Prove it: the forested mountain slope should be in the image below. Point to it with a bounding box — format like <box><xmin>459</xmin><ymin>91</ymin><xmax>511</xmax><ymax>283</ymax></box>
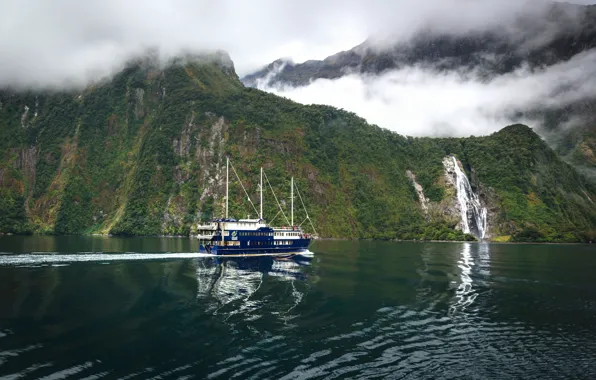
<box><xmin>1</xmin><ymin>52</ymin><xmax>595</xmax><ymax>242</ymax></box>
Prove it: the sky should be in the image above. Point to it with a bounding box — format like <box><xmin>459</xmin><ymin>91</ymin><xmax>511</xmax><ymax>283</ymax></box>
<box><xmin>1</xmin><ymin>0</ymin><xmax>595</xmax><ymax>136</ymax></box>
<box><xmin>1</xmin><ymin>0</ymin><xmax>594</xmax><ymax>84</ymax></box>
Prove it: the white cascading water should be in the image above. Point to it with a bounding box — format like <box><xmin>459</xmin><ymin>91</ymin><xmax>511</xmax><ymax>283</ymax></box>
<box><xmin>451</xmin><ymin>156</ymin><xmax>488</xmax><ymax>240</ymax></box>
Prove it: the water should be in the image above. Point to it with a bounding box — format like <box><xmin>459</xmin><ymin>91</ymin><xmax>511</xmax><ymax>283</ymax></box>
<box><xmin>1</xmin><ymin>236</ymin><xmax>596</xmax><ymax>379</ymax></box>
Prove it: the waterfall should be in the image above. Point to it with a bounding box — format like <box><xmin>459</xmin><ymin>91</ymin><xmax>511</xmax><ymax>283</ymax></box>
<box><xmin>451</xmin><ymin>156</ymin><xmax>488</xmax><ymax>240</ymax></box>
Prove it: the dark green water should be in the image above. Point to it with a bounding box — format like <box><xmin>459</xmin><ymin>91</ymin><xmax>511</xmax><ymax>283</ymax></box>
<box><xmin>1</xmin><ymin>236</ymin><xmax>595</xmax><ymax>379</ymax></box>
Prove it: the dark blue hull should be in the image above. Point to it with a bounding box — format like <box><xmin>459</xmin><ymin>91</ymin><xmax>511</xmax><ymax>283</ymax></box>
<box><xmin>200</xmin><ymin>240</ymin><xmax>311</xmax><ymax>256</ymax></box>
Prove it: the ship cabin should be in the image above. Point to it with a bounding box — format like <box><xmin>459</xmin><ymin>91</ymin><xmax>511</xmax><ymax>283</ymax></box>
<box><xmin>196</xmin><ymin>222</ymin><xmax>217</xmax><ymax>241</ymax></box>
<box><xmin>205</xmin><ymin>218</ymin><xmax>310</xmax><ymax>252</ymax></box>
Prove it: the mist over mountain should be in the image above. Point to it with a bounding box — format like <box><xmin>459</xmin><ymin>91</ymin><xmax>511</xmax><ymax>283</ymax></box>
<box><xmin>244</xmin><ymin>3</ymin><xmax>596</xmax><ymax>87</ymax></box>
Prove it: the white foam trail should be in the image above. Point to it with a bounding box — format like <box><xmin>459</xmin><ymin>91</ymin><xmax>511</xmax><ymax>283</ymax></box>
<box><xmin>0</xmin><ymin>252</ymin><xmax>214</xmax><ymax>266</ymax></box>
<box><xmin>0</xmin><ymin>251</ymin><xmax>315</xmax><ymax>266</ymax></box>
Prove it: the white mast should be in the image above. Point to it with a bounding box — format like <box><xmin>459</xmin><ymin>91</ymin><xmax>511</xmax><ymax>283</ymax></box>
<box><xmin>260</xmin><ymin>167</ymin><xmax>263</xmax><ymax>220</ymax></box>
<box><xmin>291</xmin><ymin>177</ymin><xmax>294</xmax><ymax>226</ymax></box>
<box><xmin>225</xmin><ymin>156</ymin><xmax>229</xmax><ymax>219</ymax></box>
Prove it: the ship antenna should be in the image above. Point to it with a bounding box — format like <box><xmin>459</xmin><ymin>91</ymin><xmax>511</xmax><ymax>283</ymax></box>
<box><xmin>260</xmin><ymin>167</ymin><xmax>263</xmax><ymax>220</ymax></box>
<box><xmin>291</xmin><ymin>177</ymin><xmax>294</xmax><ymax>226</ymax></box>
<box><xmin>294</xmin><ymin>181</ymin><xmax>318</xmax><ymax>236</ymax></box>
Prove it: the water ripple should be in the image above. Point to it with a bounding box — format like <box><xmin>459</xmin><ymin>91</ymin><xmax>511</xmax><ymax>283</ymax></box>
<box><xmin>1</xmin><ymin>241</ymin><xmax>596</xmax><ymax>379</ymax></box>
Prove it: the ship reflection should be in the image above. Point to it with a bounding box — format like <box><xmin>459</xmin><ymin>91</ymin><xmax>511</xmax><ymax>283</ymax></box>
<box><xmin>215</xmin><ymin>255</ymin><xmax>311</xmax><ymax>281</ymax></box>
<box><xmin>194</xmin><ymin>255</ymin><xmax>313</xmax><ymax>319</ymax></box>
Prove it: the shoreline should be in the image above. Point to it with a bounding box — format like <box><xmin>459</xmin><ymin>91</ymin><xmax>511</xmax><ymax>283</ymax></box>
<box><xmin>0</xmin><ymin>233</ymin><xmax>592</xmax><ymax>245</ymax></box>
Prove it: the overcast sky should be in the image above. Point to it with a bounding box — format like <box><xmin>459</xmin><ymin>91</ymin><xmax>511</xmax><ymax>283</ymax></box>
<box><xmin>1</xmin><ymin>0</ymin><xmax>595</xmax><ymax>88</ymax></box>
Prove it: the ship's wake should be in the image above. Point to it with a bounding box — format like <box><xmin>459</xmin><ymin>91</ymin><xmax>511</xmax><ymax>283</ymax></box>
<box><xmin>0</xmin><ymin>250</ymin><xmax>315</xmax><ymax>267</ymax></box>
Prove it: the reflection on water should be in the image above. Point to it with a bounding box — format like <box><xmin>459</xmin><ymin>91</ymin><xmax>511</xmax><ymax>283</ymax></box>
<box><xmin>450</xmin><ymin>243</ymin><xmax>476</xmax><ymax>314</ymax></box>
<box><xmin>449</xmin><ymin>243</ymin><xmax>492</xmax><ymax>315</ymax></box>
<box><xmin>196</xmin><ymin>256</ymin><xmax>312</xmax><ymax>323</ymax></box>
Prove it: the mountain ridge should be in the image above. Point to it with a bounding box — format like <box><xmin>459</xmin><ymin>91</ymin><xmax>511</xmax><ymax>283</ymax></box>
<box><xmin>242</xmin><ymin>3</ymin><xmax>596</xmax><ymax>87</ymax></box>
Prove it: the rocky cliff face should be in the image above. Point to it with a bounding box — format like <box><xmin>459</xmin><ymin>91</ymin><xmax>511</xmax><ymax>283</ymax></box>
<box><xmin>407</xmin><ymin>156</ymin><xmax>492</xmax><ymax>240</ymax></box>
<box><xmin>1</xmin><ymin>54</ymin><xmax>595</xmax><ymax>242</ymax></box>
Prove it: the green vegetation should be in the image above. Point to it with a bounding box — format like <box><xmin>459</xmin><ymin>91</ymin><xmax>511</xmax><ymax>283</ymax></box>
<box><xmin>1</xmin><ymin>53</ymin><xmax>595</xmax><ymax>242</ymax></box>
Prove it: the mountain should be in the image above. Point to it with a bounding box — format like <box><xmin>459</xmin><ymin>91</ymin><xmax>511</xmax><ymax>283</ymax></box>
<box><xmin>243</xmin><ymin>3</ymin><xmax>596</xmax><ymax>87</ymax></box>
<box><xmin>1</xmin><ymin>52</ymin><xmax>595</xmax><ymax>242</ymax></box>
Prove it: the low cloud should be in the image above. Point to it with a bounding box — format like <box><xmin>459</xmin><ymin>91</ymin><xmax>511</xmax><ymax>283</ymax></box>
<box><xmin>258</xmin><ymin>49</ymin><xmax>596</xmax><ymax>137</ymax></box>
<box><xmin>1</xmin><ymin>0</ymin><xmax>594</xmax><ymax>89</ymax></box>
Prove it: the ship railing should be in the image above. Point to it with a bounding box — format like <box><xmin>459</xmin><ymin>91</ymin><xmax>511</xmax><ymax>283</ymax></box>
<box><xmin>273</xmin><ymin>226</ymin><xmax>301</xmax><ymax>231</ymax></box>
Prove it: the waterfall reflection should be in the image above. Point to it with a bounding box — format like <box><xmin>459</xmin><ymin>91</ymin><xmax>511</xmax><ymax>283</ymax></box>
<box><xmin>194</xmin><ymin>255</ymin><xmax>312</xmax><ymax>321</ymax></box>
<box><xmin>449</xmin><ymin>243</ymin><xmax>490</xmax><ymax>315</ymax></box>
<box><xmin>477</xmin><ymin>242</ymin><xmax>491</xmax><ymax>280</ymax></box>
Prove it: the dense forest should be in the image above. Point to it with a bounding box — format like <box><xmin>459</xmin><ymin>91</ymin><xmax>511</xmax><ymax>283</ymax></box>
<box><xmin>1</xmin><ymin>53</ymin><xmax>595</xmax><ymax>242</ymax></box>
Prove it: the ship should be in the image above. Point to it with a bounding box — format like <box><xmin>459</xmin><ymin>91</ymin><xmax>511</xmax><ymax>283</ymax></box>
<box><xmin>197</xmin><ymin>157</ymin><xmax>316</xmax><ymax>256</ymax></box>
